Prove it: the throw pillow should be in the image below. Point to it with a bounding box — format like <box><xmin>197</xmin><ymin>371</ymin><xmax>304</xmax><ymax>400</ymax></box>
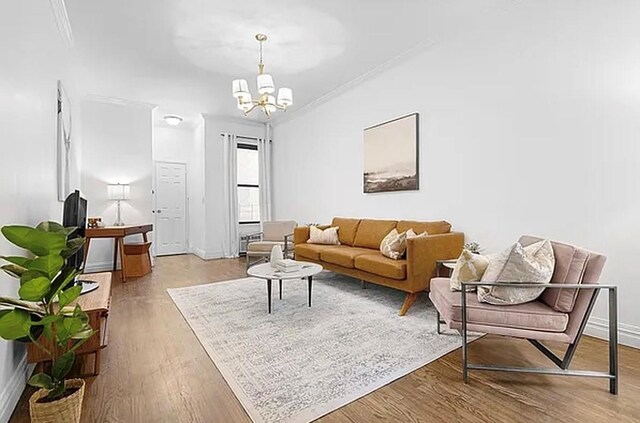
<box><xmin>307</xmin><ymin>226</ymin><xmax>340</xmax><ymax>245</ymax></box>
<box><xmin>478</xmin><ymin>240</ymin><xmax>555</xmax><ymax>305</ymax></box>
<box><xmin>450</xmin><ymin>249</ymin><xmax>490</xmax><ymax>291</ymax></box>
<box><xmin>406</xmin><ymin>229</ymin><xmax>428</xmax><ymax>239</ymax></box>
<box><xmin>380</xmin><ymin>229</ymin><xmax>407</xmax><ymax>260</ymax></box>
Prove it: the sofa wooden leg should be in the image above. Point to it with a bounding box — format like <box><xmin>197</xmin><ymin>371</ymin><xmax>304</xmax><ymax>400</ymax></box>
<box><xmin>399</xmin><ymin>292</ymin><xmax>419</xmax><ymax>316</ymax></box>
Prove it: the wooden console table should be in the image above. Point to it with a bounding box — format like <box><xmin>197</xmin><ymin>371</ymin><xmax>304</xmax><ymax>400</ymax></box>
<box><xmin>27</xmin><ymin>272</ymin><xmax>112</xmax><ymax>376</ymax></box>
<box><xmin>84</xmin><ymin>224</ymin><xmax>153</xmax><ymax>282</ymax></box>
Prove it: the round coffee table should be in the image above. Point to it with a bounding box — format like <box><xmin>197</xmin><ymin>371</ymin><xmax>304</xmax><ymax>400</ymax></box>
<box><xmin>247</xmin><ymin>262</ymin><xmax>323</xmax><ymax>313</ymax></box>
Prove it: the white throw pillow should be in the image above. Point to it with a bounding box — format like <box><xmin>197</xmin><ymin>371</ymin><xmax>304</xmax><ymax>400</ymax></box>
<box><xmin>477</xmin><ymin>240</ymin><xmax>555</xmax><ymax>305</ymax></box>
<box><xmin>450</xmin><ymin>249</ymin><xmax>490</xmax><ymax>292</ymax></box>
<box><xmin>307</xmin><ymin>226</ymin><xmax>340</xmax><ymax>245</ymax></box>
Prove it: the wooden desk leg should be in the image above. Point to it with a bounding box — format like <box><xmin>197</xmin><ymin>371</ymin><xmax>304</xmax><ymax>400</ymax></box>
<box><xmin>94</xmin><ymin>350</ymin><xmax>101</xmax><ymax>376</ymax></box>
<box><xmin>113</xmin><ymin>239</ymin><xmax>119</xmax><ymax>272</ymax></box>
<box><xmin>142</xmin><ymin>232</ymin><xmax>152</xmax><ymax>270</ymax></box>
<box><xmin>118</xmin><ymin>237</ymin><xmax>127</xmax><ymax>282</ymax></box>
<box><xmin>83</xmin><ymin>238</ymin><xmax>91</xmax><ymax>272</ymax></box>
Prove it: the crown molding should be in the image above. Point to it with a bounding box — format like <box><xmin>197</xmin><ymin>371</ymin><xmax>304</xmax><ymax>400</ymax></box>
<box><xmin>49</xmin><ymin>0</ymin><xmax>74</xmax><ymax>48</ymax></box>
<box><xmin>85</xmin><ymin>94</ymin><xmax>158</xmax><ymax>110</ymax></box>
<box><xmin>272</xmin><ymin>40</ymin><xmax>437</xmax><ymax>126</ymax></box>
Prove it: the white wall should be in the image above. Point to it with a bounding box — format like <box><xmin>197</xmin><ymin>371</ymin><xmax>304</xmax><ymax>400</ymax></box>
<box><xmin>273</xmin><ymin>2</ymin><xmax>640</xmax><ymax>347</ymax></box>
<box><xmin>0</xmin><ymin>2</ymin><xmax>80</xmax><ymax>420</ymax></box>
<box><xmin>81</xmin><ymin>99</ymin><xmax>154</xmax><ymax>270</ymax></box>
<box><xmin>152</xmin><ymin>118</ymin><xmax>207</xmax><ymax>257</ymax></box>
<box><xmin>202</xmin><ymin>115</ymin><xmax>265</xmax><ymax>258</ymax></box>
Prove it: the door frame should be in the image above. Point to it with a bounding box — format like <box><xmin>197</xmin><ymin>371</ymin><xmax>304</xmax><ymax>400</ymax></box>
<box><xmin>153</xmin><ymin>160</ymin><xmax>189</xmax><ymax>257</ymax></box>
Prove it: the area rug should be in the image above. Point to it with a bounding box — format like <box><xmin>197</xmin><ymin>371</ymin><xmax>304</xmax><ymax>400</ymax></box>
<box><xmin>168</xmin><ymin>272</ymin><xmax>473</xmax><ymax>423</ymax></box>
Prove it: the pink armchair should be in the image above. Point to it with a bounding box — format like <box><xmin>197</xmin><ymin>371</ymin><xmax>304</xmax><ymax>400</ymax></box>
<box><xmin>429</xmin><ymin>236</ymin><xmax>618</xmax><ymax>394</ymax></box>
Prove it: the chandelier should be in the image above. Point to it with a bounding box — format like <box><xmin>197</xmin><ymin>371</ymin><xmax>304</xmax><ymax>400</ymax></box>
<box><xmin>232</xmin><ymin>34</ymin><xmax>293</xmax><ymax>117</ymax></box>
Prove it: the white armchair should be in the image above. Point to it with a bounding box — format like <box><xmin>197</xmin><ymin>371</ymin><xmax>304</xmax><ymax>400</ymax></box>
<box><xmin>244</xmin><ymin>221</ymin><xmax>297</xmax><ymax>269</ymax></box>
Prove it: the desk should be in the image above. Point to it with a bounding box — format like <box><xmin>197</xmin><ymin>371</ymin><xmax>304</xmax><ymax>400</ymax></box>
<box><xmin>28</xmin><ymin>272</ymin><xmax>111</xmax><ymax>376</ymax></box>
<box><xmin>84</xmin><ymin>224</ymin><xmax>153</xmax><ymax>282</ymax></box>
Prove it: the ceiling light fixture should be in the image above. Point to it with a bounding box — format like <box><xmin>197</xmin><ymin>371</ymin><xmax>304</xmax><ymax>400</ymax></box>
<box><xmin>232</xmin><ymin>34</ymin><xmax>293</xmax><ymax>118</ymax></box>
<box><xmin>164</xmin><ymin>115</ymin><xmax>183</xmax><ymax>126</ymax></box>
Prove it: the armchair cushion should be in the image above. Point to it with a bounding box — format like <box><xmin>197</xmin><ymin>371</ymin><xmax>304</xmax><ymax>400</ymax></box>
<box><xmin>519</xmin><ymin>235</ymin><xmax>590</xmax><ymax>313</ymax></box>
<box><xmin>262</xmin><ymin>221</ymin><xmax>297</xmax><ymax>242</ymax></box>
<box><xmin>247</xmin><ymin>241</ymin><xmax>288</xmax><ymax>253</ymax></box>
<box><xmin>430</xmin><ymin>278</ymin><xmax>568</xmax><ymax>333</ymax></box>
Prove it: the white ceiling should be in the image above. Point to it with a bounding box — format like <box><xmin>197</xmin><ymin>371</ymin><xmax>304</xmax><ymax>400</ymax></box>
<box><xmin>67</xmin><ymin>0</ymin><xmax>503</xmax><ymax>124</ymax></box>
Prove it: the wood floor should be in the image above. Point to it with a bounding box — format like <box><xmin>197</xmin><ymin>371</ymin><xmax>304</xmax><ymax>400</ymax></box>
<box><xmin>10</xmin><ymin>255</ymin><xmax>640</xmax><ymax>422</ymax></box>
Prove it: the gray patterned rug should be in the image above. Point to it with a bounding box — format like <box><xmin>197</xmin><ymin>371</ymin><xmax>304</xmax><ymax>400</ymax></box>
<box><xmin>168</xmin><ymin>272</ymin><xmax>471</xmax><ymax>423</ymax></box>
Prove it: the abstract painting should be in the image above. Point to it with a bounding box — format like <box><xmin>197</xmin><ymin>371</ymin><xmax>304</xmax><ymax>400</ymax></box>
<box><xmin>363</xmin><ymin>113</ymin><xmax>419</xmax><ymax>193</ymax></box>
<box><xmin>57</xmin><ymin>80</ymin><xmax>73</xmax><ymax>201</ymax></box>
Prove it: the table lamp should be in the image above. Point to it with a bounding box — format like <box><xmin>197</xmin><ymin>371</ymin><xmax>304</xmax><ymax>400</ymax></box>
<box><xmin>107</xmin><ymin>183</ymin><xmax>130</xmax><ymax>226</ymax></box>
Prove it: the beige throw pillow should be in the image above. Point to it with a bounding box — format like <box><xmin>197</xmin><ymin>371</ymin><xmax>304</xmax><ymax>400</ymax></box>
<box><xmin>307</xmin><ymin>226</ymin><xmax>340</xmax><ymax>245</ymax></box>
<box><xmin>478</xmin><ymin>240</ymin><xmax>555</xmax><ymax>305</ymax></box>
<box><xmin>450</xmin><ymin>249</ymin><xmax>490</xmax><ymax>291</ymax></box>
<box><xmin>406</xmin><ymin>229</ymin><xmax>428</xmax><ymax>239</ymax></box>
<box><xmin>380</xmin><ymin>229</ymin><xmax>407</xmax><ymax>260</ymax></box>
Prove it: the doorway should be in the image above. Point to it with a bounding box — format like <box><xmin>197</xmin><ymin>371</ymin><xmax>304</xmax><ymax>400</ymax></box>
<box><xmin>155</xmin><ymin>161</ymin><xmax>187</xmax><ymax>256</ymax></box>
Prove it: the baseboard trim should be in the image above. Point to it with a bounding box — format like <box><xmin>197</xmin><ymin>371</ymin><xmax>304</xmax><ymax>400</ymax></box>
<box><xmin>586</xmin><ymin>317</ymin><xmax>640</xmax><ymax>349</ymax></box>
<box><xmin>189</xmin><ymin>248</ymin><xmax>207</xmax><ymax>260</ymax></box>
<box><xmin>0</xmin><ymin>353</ymin><xmax>32</xmax><ymax>423</ymax></box>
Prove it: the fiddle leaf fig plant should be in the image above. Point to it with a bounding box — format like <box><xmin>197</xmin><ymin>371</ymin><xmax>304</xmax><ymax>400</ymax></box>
<box><xmin>0</xmin><ymin>221</ymin><xmax>95</xmax><ymax>400</ymax></box>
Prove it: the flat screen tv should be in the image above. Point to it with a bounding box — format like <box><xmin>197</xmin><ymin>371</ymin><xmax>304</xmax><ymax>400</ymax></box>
<box><xmin>63</xmin><ymin>190</ymin><xmax>87</xmax><ymax>270</ymax></box>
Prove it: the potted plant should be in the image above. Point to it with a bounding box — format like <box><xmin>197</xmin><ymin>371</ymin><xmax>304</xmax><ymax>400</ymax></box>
<box><xmin>464</xmin><ymin>242</ymin><xmax>484</xmax><ymax>255</ymax></box>
<box><xmin>0</xmin><ymin>221</ymin><xmax>94</xmax><ymax>423</ymax></box>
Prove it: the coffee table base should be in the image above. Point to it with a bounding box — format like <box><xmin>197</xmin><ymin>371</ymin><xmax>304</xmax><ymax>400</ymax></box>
<box><xmin>266</xmin><ymin>276</ymin><xmax>313</xmax><ymax>313</ymax></box>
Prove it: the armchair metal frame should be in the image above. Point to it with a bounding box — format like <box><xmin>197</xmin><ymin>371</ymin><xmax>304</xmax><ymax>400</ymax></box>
<box><xmin>450</xmin><ymin>282</ymin><xmax>618</xmax><ymax>395</ymax></box>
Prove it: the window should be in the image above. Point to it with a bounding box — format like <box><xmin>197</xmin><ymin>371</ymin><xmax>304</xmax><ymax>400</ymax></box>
<box><xmin>237</xmin><ymin>143</ymin><xmax>260</xmax><ymax>224</ymax></box>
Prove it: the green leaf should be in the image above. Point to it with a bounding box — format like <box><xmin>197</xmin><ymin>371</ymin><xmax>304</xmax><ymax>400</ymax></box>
<box><xmin>46</xmin><ymin>268</ymin><xmax>78</xmax><ymax>303</ymax></box>
<box><xmin>29</xmin><ymin>254</ymin><xmax>64</xmax><ymax>279</ymax></box>
<box><xmin>55</xmin><ymin>317</ymin><xmax>83</xmax><ymax>343</ymax></box>
<box><xmin>18</xmin><ymin>277</ymin><xmax>51</xmax><ymax>301</ymax></box>
<box><xmin>46</xmin><ymin>384</ymin><xmax>65</xmax><ymax>400</ymax></box>
<box><xmin>20</xmin><ymin>270</ymin><xmax>45</xmax><ymax>285</ymax></box>
<box><xmin>0</xmin><ymin>309</ymin><xmax>31</xmax><ymax>340</ymax></box>
<box><xmin>58</xmin><ymin>285</ymin><xmax>82</xmax><ymax>309</ymax></box>
<box><xmin>72</xmin><ymin>304</ymin><xmax>89</xmax><ymax>324</ymax></box>
<box><xmin>1</xmin><ymin>256</ymin><xmax>34</xmax><ymax>268</ymax></box>
<box><xmin>61</xmin><ymin>237</ymin><xmax>85</xmax><ymax>259</ymax></box>
<box><xmin>51</xmin><ymin>351</ymin><xmax>75</xmax><ymax>381</ymax></box>
<box><xmin>36</xmin><ymin>221</ymin><xmax>68</xmax><ymax>233</ymax></box>
<box><xmin>28</xmin><ymin>373</ymin><xmax>54</xmax><ymax>389</ymax></box>
<box><xmin>1</xmin><ymin>225</ymin><xmax>67</xmax><ymax>256</ymax></box>
<box><xmin>1</xmin><ymin>264</ymin><xmax>27</xmax><ymax>278</ymax></box>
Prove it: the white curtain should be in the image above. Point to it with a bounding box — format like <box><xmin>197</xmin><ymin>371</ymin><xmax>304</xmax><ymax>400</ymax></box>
<box><xmin>222</xmin><ymin>133</ymin><xmax>239</xmax><ymax>257</ymax></box>
<box><xmin>257</xmin><ymin>136</ymin><xmax>272</xmax><ymax>223</ymax></box>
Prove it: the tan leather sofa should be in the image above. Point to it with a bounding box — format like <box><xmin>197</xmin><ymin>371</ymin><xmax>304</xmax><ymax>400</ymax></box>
<box><xmin>294</xmin><ymin>217</ymin><xmax>464</xmax><ymax>315</ymax></box>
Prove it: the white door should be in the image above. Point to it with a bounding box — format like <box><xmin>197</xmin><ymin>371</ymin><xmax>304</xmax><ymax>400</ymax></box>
<box><xmin>155</xmin><ymin>162</ymin><xmax>187</xmax><ymax>256</ymax></box>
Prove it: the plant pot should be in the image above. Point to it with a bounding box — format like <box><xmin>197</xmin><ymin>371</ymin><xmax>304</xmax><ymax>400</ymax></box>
<box><xmin>29</xmin><ymin>378</ymin><xmax>85</xmax><ymax>423</ymax></box>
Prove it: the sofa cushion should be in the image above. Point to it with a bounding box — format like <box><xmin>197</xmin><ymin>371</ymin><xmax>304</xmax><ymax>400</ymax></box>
<box><xmin>295</xmin><ymin>243</ymin><xmax>338</xmax><ymax>261</ymax></box>
<box><xmin>353</xmin><ymin>219</ymin><xmax>397</xmax><ymax>249</ymax></box>
<box><xmin>320</xmin><ymin>247</ymin><xmax>377</xmax><ymax>268</ymax></box>
<box><xmin>430</xmin><ymin>278</ymin><xmax>568</xmax><ymax>332</ymax></box>
<box><xmin>355</xmin><ymin>254</ymin><xmax>406</xmax><ymax>280</ymax></box>
<box><xmin>331</xmin><ymin>218</ymin><xmax>361</xmax><ymax>246</ymax></box>
<box><xmin>519</xmin><ymin>235</ymin><xmax>589</xmax><ymax>313</ymax></box>
<box><xmin>397</xmin><ymin>220</ymin><xmax>451</xmax><ymax>235</ymax></box>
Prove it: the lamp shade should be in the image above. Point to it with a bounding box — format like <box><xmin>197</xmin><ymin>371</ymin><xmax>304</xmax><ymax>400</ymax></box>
<box><xmin>277</xmin><ymin>87</ymin><xmax>293</xmax><ymax>107</ymax></box>
<box><xmin>107</xmin><ymin>184</ymin><xmax>130</xmax><ymax>201</ymax></box>
<box><xmin>257</xmin><ymin>74</ymin><xmax>275</xmax><ymax>94</ymax></box>
<box><xmin>237</xmin><ymin>93</ymin><xmax>253</xmax><ymax>110</ymax></box>
<box><xmin>232</xmin><ymin>79</ymin><xmax>249</xmax><ymax>98</ymax></box>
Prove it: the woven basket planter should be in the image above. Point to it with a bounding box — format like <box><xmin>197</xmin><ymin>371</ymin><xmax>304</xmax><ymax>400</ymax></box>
<box><xmin>29</xmin><ymin>379</ymin><xmax>85</xmax><ymax>423</ymax></box>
